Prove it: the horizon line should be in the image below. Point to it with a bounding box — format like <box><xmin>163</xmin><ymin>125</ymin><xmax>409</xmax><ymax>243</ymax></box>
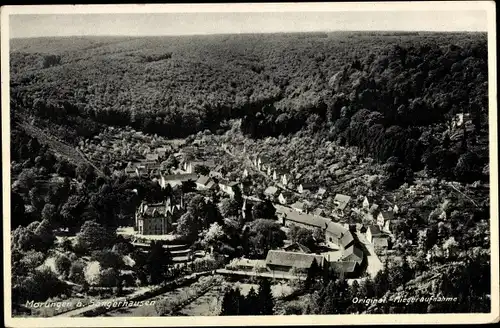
<box><xmin>10</xmin><ymin>29</ymin><xmax>488</xmax><ymax>40</ymax></box>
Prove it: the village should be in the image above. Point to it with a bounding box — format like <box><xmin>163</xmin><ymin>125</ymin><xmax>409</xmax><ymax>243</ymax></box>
<box><xmin>110</xmin><ymin>127</ymin><xmax>398</xmax><ymax>282</ymax></box>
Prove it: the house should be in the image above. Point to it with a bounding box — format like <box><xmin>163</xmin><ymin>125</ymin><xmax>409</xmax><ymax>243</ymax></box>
<box><xmin>272</xmin><ymin>170</ymin><xmax>280</xmax><ymax>181</ymax></box>
<box><xmin>135</xmin><ymin>166</ymin><xmax>148</xmax><ymax>178</ymax></box>
<box><xmin>183</xmin><ymin>160</ymin><xmax>217</xmax><ymax>173</ymax></box>
<box><xmin>265</xmin><ymin>250</ymin><xmax>325</xmax><ymax>274</ymax></box>
<box><xmin>196</xmin><ymin>175</ymin><xmax>215</xmax><ymax>190</ymax></box>
<box><xmin>373</xmin><ymin>237</ymin><xmax>389</xmax><ymax>250</ymax></box>
<box><xmin>297</xmin><ymin>182</ymin><xmax>318</xmax><ymax>194</ymax></box>
<box><xmin>291</xmin><ymin>201</ymin><xmax>306</xmax><ymax>213</ymax></box>
<box><xmin>257</xmin><ymin>155</ymin><xmax>269</xmax><ymax>171</ymax></box>
<box><xmin>341</xmin><ymin>245</ymin><xmax>364</xmax><ymax>265</ymax></box>
<box><xmin>218</xmin><ymin>180</ymin><xmax>239</xmax><ymax>197</ymax></box>
<box><xmin>155</xmin><ymin>147</ymin><xmax>168</xmax><ymax>159</ymax></box>
<box><xmin>278</xmin><ymin>192</ymin><xmax>292</xmax><ymax>205</ymax></box>
<box><xmin>362</xmin><ymin>196</ymin><xmax>370</xmax><ymax>209</ymax></box>
<box><xmin>325</xmin><ymin>221</ymin><xmax>351</xmax><ymax>249</ymax></box>
<box><xmin>277</xmin><ymin>205</ymin><xmax>330</xmax><ymax>231</ymax></box>
<box><xmin>135</xmin><ymin>202</ymin><xmax>173</xmax><ymax>235</ymax></box>
<box><xmin>281</xmin><ymin>174</ymin><xmax>291</xmax><ymax>186</ymax></box>
<box><xmin>377</xmin><ymin>211</ymin><xmax>394</xmax><ymax>232</ymax></box>
<box><xmin>266</xmin><ymin>166</ymin><xmax>273</xmax><ymax>176</ymax></box>
<box><xmin>295</xmin><ymin>172</ymin><xmax>303</xmax><ymax>181</ymax></box>
<box><xmin>159</xmin><ymin>173</ymin><xmax>199</xmax><ymax>189</ymax></box>
<box><xmin>332</xmin><ymin>194</ymin><xmax>351</xmax><ymax>217</ymax></box>
<box><xmin>451</xmin><ymin>113</ymin><xmax>471</xmax><ymax>129</ymax></box>
<box><xmin>264</xmin><ymin>186</ymin><xmax>279</xmax><ymax>199</ymax></box>
<box><xmin>283</xmin><ymin>242</ymin><xmax>312</xmax><ymax>253</ymax></box>
<box><xmin>316</xmin><ymin>188</ymin><xmax>327</xmax><ymax>199</ymax></box>
<box><xmin>339</xmin><ymin>231</ymin><xmax>355</xmax><ymax>249</ymax></box>
<box><xmin>365</xmin><ymin>224</ymin><xmax>390</xmax><ymax>250</ymax></box>
<box><xmin>393</xmin><ymin>204</ymin><xmax>400</xmax><ymax>214</ymax></box>
<box><xmin>242</xmin><ymin>168</ymin><xmax>249</xmax><ymax>178</ymax></box>
<box><xmin>146</xmin><ymin>153</ymin><xmax>159</xmax><ymax>162</ymax></box>
<box><xmin>313</xmin><ymin>208</ymin><xmax>327</xmax><ymax>217</ymax></box>
<box><xmin>209</xmin><ymin>170</ymin><xmax>224</xmax><ymax>180</ymax></box>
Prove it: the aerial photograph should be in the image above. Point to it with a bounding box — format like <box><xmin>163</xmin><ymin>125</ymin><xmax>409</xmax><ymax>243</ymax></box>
<box><xmin>5</xmin><ymin>4</ymin><xmax>495</xmax><ymax>320</ymax></box>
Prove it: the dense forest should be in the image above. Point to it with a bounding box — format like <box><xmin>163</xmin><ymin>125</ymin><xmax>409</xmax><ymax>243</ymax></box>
<box><xmin>10</xmin><ymin>32</ymin><xmax>489</xmax><ymax>184</ymax></box>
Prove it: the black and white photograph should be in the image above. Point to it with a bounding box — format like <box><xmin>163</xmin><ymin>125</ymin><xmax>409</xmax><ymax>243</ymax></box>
<box><xmin>2</xmin><ymin>2</ymin><xmax>498</xmax><ymax>326</ymax></box>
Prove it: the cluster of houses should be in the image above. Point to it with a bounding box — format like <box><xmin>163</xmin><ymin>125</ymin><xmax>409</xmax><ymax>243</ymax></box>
<box><xmin>124</xmin><ymin>146</ymin><xmax>171</xmax><ymax>179</ymax></box>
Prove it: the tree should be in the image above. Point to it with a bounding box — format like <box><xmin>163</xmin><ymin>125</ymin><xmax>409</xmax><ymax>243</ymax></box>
<box><xmin>54</xmin><ymin>254</ymin><xmax>72</xmax><ymax>277</ymax></box>
<box><xmin>201</xmin><ymin>222</ymin><xmax>225</xmax><ymax>253</ymax></box>
<box><xmin>289</xmin><ymin>225</ymin><xmax>316</xmax><ymax>250</ymax></box>
<box><xmin>220</xmin><ymin>198</ymin><xmax>241</xmax><ymax>218</ymax></box>
<box><xmin>13</xmin><ymin>267</ymin><xmax>68</xmax><ymax>304</ymax></box>
<box><xmin>258</xmin><ymin>279</ymin><xmax>274</xmax><ymax>315</ymax></box>
<box><xmin>76</xmin><ymin>163</ymin><xmax>96</xmax><ymax>183</ymax></box>
<box><xmin>245</xmin><ymin>287</ymin><xmax>260</xmax><ymax>315</ymax></box>
<box><xmin>11</xmin><ymin>191</ymin><xmax>29</xmax><ymax>229</ymax></box>
<box><xmin>176</xmin><ymin>212</ymin><xmax>202</xmax><ymax>241</ymax></box>
<box><xmin>251</xmin><ymin>199</ymin><xmax>277</xmax><ymax>220</ymax></box>
<box><xmin>34</xmin><ymin>219</ymin><xmax>55</xmax><ymax>251</ymax></box>
<box><xmin>305</xmin><ymin>258</ymin><xmax>321</xmax><ymax>290</ymax></box>
<box><xmin>41</xmin><ymin>203</ymin><xmax>58</xmax><ymax>224</ymax></box>
<box><xmin>220</xmin><ymin>287</ymin><xmax>243</xmax><ymax>315</ymax></box>
<box><xmin>247</xmin><ymin>219</ymin><xmax>286</xmax><ymax>258</ymax></box>
<box><xmin>145</xmin><ymin>241</ymin><xmax>172</xmax><ymax>284</ymax></box>
<box><xmin>75</xmin><ymin>220</ymin><xmax>116</xmax><ymax>254</ymax></box>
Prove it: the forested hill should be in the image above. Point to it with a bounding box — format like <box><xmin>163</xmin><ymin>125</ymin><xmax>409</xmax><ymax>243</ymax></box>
<box><xmin>10</xmin><ymin>32</ymin><xmax>489</xmax><ymax>183</ymax></box>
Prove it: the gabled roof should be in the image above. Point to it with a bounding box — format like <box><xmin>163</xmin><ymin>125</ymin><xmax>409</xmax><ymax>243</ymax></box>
<box><xmin>219</xmin><ymin>179</ymin><xmax>238</xmax><ymax>187</ymax></box>
<box><xmin>326</xmin><ymin>221</ymin><xmax>349</xmax><ymax>239</ymax></box>
<box><xmin>342</xmin><ymin>245</ymin><xmax>364</xmax><ymax>264</ymax></box>
<box><xmin>334</xmin><ymin>194</ymin><xmax>351</xmax><ymax>210</ymax></box>
<box><xmin>313</xmin><ymin>208</ymin><xmax>327</xmax><ymax>217</ymax></box>
<box><xmin>209</xmin><ymin>170</ymin><xmax>223</xmax><ymax>178</ymax></box>
<box><xmin>264</xmin><ymin>186</ymin><xmax>279</xmax><ymax>196</ymax></box>
<box><xmin>329</xmin><ymin>261</ymin><xmax>357</xmax><ymax>273</ymax></box>
<box><xmin>340</xmin><ymin>231</ymin><xmax>354</xmax><ymax>247</ymax></box>
<box><xmin>369</xmin><ymin>203</ymin><xmax>380</xmax><ymax>213</ymax></box>
<box><xmin>291</xmin><ymin>201</ymin><xmax>305</xmax><ymax>211</ymax></box>
<box><xmin>190</xmin><ymin>160</ymin><xmax>217</xmax><ymax>168</ymax></box>
<box><xmin>367</xmin><ymin>225</ymin><xmax>382</xmax><ymax>235</ymax></box>
<box><xmin>316</xmin><ymin>188</ymin><xmax>327</xmax><ymax>196</ymax></box>
<box><xmin>378</xmin><ymin>211</ymin><xmax>394</xmax><ymax>220</ymax></box>
<box><xmin>196</xmin><ymin>175</ymin><xmax>211</xmax><ymax>186</ymax></box>
<box><xmin>277</xmin><ymin>205</ymin><xmax>329</xmax><ymax>229</ymax></box>
<box><xmin>146</xmin><ymin>153</ymin><xmax>159</xmax><ymax>161</ymax></box>
<box><xmin>283</xmin><ymin>242</ymin><xmax>311</xmax><ymax>254</ymax></box>
<box><xmin>265</xmin><ymin>250</ymin><xmax>325</xmax><ymax>269</ymax></box>
<box><xmin>300</xmin><ymin>182</ymin><xmax>318</xmax><ymax>190</ymax></box>
<box><xmin>162</xmin><ymin>173</ymin><xmax>199</xmax><ymax>181</ymax></box>
<box><xmin>373</xmin><ymin>237</ymin><xmax>389</xmax><ymax>248</ymax></box>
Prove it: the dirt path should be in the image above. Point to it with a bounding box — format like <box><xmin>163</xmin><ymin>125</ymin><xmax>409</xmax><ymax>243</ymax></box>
<box><xmin>17</xmin><ymin>121</ymin><xmax>103</xmax><ymax>176</ymax></box>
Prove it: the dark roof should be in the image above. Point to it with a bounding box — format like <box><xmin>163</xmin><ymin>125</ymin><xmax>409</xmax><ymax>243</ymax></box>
<box><xmin>368</xmin><ymin>225</ymin><xmax>382</xmax><ymax>235</ymax></box>
<box><xmin>379</xmin><ymin>211</ymin><xmax>395</xmax><ymax>220</ymax></box>
<box><xmin>342</xmin><ymin>245</ymin><xmax>364</xmax><ymax>264</ymax></box>
<box><xmin>329</xmin><ymin>261</ymin><xmax>357</xmax><ymax>273</ymax></box>
<box><xmin>300</xmin><ymin>182</ymin><xmax>318</xmax><ymax>190</ymax></box>
<box><xmin>191</xmin><ymin>160</ymin><xmax>217</xmax><ymax>168</ymax></box>
<box><xmin>162</xmin><ymin>173</ymin><xmax>199</xmax><ymax>181</ymax></box>
<box><xmin>283</xmin><ymin>243</ymin><xmax>311</xmax><ymax>253</ymax></box>
<box><xmin>266</xmin><ymin>250</ymin><xmax>324</xmax><ymax>269</ymax></box>
<box><xmin>219</xmin><ymin>179</ymin><xmax>238</xmax><ymax>187</ymax></box>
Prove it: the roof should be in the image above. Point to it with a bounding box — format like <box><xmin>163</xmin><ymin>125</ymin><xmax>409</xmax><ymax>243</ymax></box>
<box><xmin>265</xmin><ymin>250</ymin><xmax>325</xmax><ymax>269</ymax></box>
<box><xmin>316</xmin><ymin>188</ymin><xmax>327</xmax><ymax>196</ymax></box>
<box><xmin>295</xmin><ymin>173</ymin><xmax>303</xmax><ymax>180</ymax></box>
<box><xmin>209</xmin><ymin>170</ymin><xmax>223</xmax><ymax>178</ymax></box>
<box><xmin>162</xmin><ymin>173</ymin><xmax>199</xmax><ymax>181</ymax></box>
<box><xmin>206</xmin><ymin>181</ymin><xmax>216</xmax><ymax>189</ymax></box>
<box><xmin>219</xmin><ymin>179</ymin><xmax>238</xmax><ymax>187</ymax></box>
<box><xmin>146</xmin><ymin>153</ymin><xmax>159</xmax><ymax>161</ymax></box>
<box><xmin>190</xmin><ymin>160</ymin><xmax>217</xmax><ymax>168</ymax></box>
<box><xmin>277</xmin><ymin>206</ymin><xmax>329</xmax><ymax>229</ymax></box>
<box><xmin>283</xmin><ymin>243</ymin><xmax>311</xmax><ymax>253</ymax></box>
<box><xmin>291</xmin><ymin>201</ymin><xmax>305</xmax><ymax>211</ymax></box>
<box><xmin>300</xmin><ymin>182</ymin><xmax>318</xmax><ymax>190</ymax></box>
<box><xmin>379</xmin><ymin>211</ymin><xmax>395</xmax><ymax>220</ymax></box>
<box><xmin>264</xmin><ymin>186</ymin><xmax>279</xmax><ymax>196</ymax></box>
<box><xmin>142</xmin><ymin>203</ymin><xmax>167</xmax><ymax>216</ymax></box>
<box><xmin>367</xmin><ymin>225</ymin><xmax>382</xmax><ymax>236</ymax></box>
<box><xmin>196</xmin><ymin>175</ymin><xmax>211</xmax><ymax>186</ymax></box>
<box><xmin>340</xmin><ymin>231</ymin><xmax>354</xmax><ymax>247</ymax></box>
<box><xmin>369</xmin><ymin>204</ymin><xmax>380</xmax><ymax>213</ymax></box>
<box><xmin>329</xmin><ymin>261</ymin><xmax>357</xmax><ymax>273</ymax></box>
<box><xmin>334</xmin><ymin>194</ymin><xmax>351</xmax><ymax>210</ymax></box>
<box><xmin>326</xmin><ymin>221</ymin><xmax>349</xmax><ymax>239</ymax></box>
<box><xmin>313</xmin><ymin>208</ymin><xmax>326</xmax><ymax>217</ymax></box>
<box><xmin>373</xmin><ymin>237</ymin><xmax>389</xmax><ymax>248</ymax></box>
<box><xmin>342</xmin><ymin>245</ymin><xmax>364</xmax><ymax>264</ymax></box>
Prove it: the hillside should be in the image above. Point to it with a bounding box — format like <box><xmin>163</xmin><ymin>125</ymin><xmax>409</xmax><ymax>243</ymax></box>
<box><xmin>10</xmin><ymin>32</ymin><xmax>489</xmax><ymax>184</ymax></box>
